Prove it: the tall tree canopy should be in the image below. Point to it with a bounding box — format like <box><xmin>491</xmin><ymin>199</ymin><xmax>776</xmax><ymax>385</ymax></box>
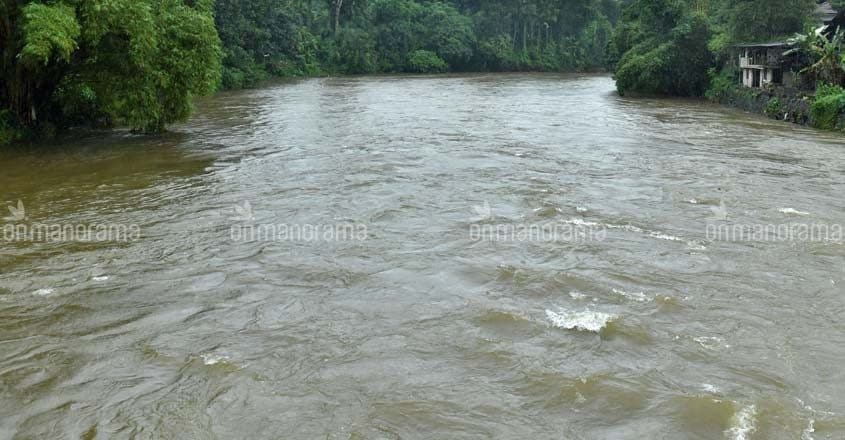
<box><xmin>3</xmin><ymin>0</ymin><xmax>621</xmax><ymax>143</ymax></box>
<box><xmin>0</xmin><ymin>0</ymin><xmax>221</xmax><ymax>139</ymax></box>
<box><xmin>609</xmin><ymin>0</ymin><xmax>817</xmax><ymax>96</ymax></box>
<box><xmin>3</xmin><ymin>0</ymin><xmax>838</xmax><ymax>143</ymax></box>
<box><xmin>213</xmin><ymin>0</ymin><xmax>621</xmax><ymax>85</ymax></box>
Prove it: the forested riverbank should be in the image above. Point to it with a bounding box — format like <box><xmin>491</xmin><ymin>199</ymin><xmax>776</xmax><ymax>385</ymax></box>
<box><xmin>0</xmin><ymin>0</ymin><xmax>620</xmax><ymax>144</ymax></box>
<box><xmin>214</xmin><ymin>0</ymin><xmax>620</xmax><ymax>88</ymax></box>
<box><xmin>2</xmin><ymin>0</ymin><xmax>845</xmax><ymax>145</ymax></box>
<box><xmin>608</xmin><ymin>0</ymin><xmax>845</xmax><ymax>130</ymax></box>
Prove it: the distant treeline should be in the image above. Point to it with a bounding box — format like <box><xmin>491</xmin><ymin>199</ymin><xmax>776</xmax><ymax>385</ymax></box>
<box><xmin>214</xmin><ymin>0</ymin><xmax>621</xmax><ymax>88</ymax></box>
<box><xmin>1</xmin><ymin>0</ymin><xmax>621</xmax><ymax>143</ymax></box>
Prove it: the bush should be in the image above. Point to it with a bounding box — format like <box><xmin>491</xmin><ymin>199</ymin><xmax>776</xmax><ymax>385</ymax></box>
<box><xmin>810</xmin><ymin>83</ymin><xmax>845</xmax><ymax>130</ymax></box>
<box><xmin>764</xmin><ymin>97</ymin><xmax>782</xmax><ymax>117</ymax></box>
<box><xmin>611</xmin><ymin>2</ymin><xmax>714</xmax><ymax>96</ymax></box>
<box><xmin>333</xmin><ymin>28</ymin><xmax>378</xmax><ymax>74</ymax></box>
<box><xmin>705</xmin><ymin>67</ymin><xmax>738</xmax><ymax>101</ymax></box>
<box><xmin>0</xmin><ymin>109</ymin><xmax>23</xmax><ymax>146</ymax></box>
<box><xmin>476</xmin><ymin>34</ymin><xmax>518</xmax><ymax>71</ymax></box>
<box><xmin>417</xmin><ymin>2</ymin><xmax>475</xmax><ymax>69</ymax></box>
<box><xmin>406</xmin><ymin>50</ymin><xmax>448</xmax><ymax>73</ymax></box>
<box><xmin>220</xmin><ymin>45</ymin><xmax>269</xmax><ymax>89</ymax></box>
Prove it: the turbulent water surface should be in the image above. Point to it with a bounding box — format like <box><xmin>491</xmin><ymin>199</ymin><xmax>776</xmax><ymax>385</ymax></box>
<box><xmin>2</xmin><ymin>74</ymin><xmax>845</xmax><ymax>439</ymax></box>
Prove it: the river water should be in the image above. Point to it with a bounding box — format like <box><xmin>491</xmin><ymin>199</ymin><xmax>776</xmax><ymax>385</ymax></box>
<box><xmin>1</xmin><ymin>73</ymin><xmax>845</xmax><ymax>439</ymax></box>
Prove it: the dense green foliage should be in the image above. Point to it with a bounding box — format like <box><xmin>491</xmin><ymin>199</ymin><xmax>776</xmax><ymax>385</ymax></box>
<box><xmin>798</xmin><ymin>30</ymin><xmax>845</xmax><ymax>85</ymax></box>
<box><xmin>406</xmin><ymin>50</ymin><xmax>448</xmax><ymax>73</ymax></box>
<box><xmin>213</xmin><ymin>0</ymin><xmax>622</xmax><ymax>86</ymax></box>
<box><xmin>704</xmin><ymin>66</ymin><xmax>739</xmax><ymax>100</ymax></box>
<box><xmin>0</xmin><ymin>0</ymin><xmax>221</xmax><ymax>140</ymax></box>
<box><xmin>610</xmin><ymin>1</ymin><xmax>712</xmax><ymax>95</ymax></box>
<box><xmin>610</xmin><ymin>0</ymin><xmax>817</xmax><ymax>96</ymax></box>
<box><xmin>5</xmin><ymin>0</ymin><xmax>844</xmax><ymax>141</ymax></box>
<box><xmin>2</xmin><ymin>0</ymin><xmax>624</xmax><ymax>142</ymax></box>
<box><xmin>715</xmin><ymin>0</ymin><xmax>814</xmax><ymax>43</ymax></box>
<box><xmin>810</xmin><ymin>82</ymin><xmax>845</xmax><ymax>128</ymax></box>
<box><xmin>764</xmin><ymin>96</ymin><xmax>783</xmax><ymax>116</ymax></box>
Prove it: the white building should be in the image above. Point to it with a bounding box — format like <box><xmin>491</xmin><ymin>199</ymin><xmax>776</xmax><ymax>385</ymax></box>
<box><xmin>737</xmin><ymin>43</ymin><xmax>790</xmax><ymax>89</ymax></box>
<box><xmin>735</xmin><ymin>1</ymin><xmax>843</xmax><ymax>89</ymax></box>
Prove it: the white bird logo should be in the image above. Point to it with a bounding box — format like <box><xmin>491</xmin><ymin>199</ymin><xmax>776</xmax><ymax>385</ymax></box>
<box><xmin>471</xmin><ymin>201</ymin><xmax>492</xmax><ymax>221</ymax></box>
<box><xmin>709</xmin><ymin>199</ymin><xmax>728</xmax><ymax>221</ymax></box>
<box><xmin>3</xmin><ymin>200</ymin><xmax>25</xmax><ymax>222</ymax></box>
<box><xmin>231</xmin><ymin>201</ymin><xmax>255</xmax><ymax>222</ymax></box>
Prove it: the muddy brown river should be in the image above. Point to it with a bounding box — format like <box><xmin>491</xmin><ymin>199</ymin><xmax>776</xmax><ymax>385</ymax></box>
<box><xmin>2</xmin><ymin>73</ymin><xmax>845</xmax><ymax>439</ymax></box>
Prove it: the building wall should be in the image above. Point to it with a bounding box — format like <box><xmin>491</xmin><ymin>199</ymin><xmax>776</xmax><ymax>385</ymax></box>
<box><xmin>742</xmin><ymin>69</ymin><xmax>752</xmax><ymax>87</ymax></box>
<box><xmin>741</xmin><ymin>68</ymin><xmax>781</xmax><ymax>88</ymax></box>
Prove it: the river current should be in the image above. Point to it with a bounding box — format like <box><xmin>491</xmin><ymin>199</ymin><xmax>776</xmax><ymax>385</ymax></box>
<box><xmin>1</xmin><ymin>74</ymin><xmax>845</xmax><ymax>439</ymax></box>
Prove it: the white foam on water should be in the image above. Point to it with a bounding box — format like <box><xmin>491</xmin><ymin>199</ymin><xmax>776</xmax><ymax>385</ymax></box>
<box><xmin>564</xmin><ymin>218</ymin><xmax>695</xmax><ymax>247</ymax></box>
<box><xmin>201</xmin><ymin>353</ymin><xmax>230</xmax><ymax>365</ymax></box>
<box><xmin>545</xmin><ymin>308</ymin><xmax>616</xmax><ymax>333</ymax></box>
<box><xmin>687</xmin><ymin>240</ymin><xmax>707</xmax><ymax>250</ymax></box>
<box><xmin>802</xmin><ymin>419</ymin><xmax>815</xmax><ymax>440</ymax></box>
<box><xmin>779</xmin><ymin>208</ymin><xmax>810</xmax><ymax>216</ymax></box>
<box><xmin>92</xmin><ymin>276</ymin><xmax>109</xmax><ymax>282</ymax></box>
<box><xmin>688</xmin><ymin>199</ymin><xmax>699</xmax><ymax>204</ymax></box>
<box><xmin>726</xmin><ymin>404</ymin><xmax>757</xmax><ymax>440</ymax></box>
<box><xmin>575</xmin><ymin>206</ymin><xmax>589</xmax><ymax>213</ymax></box>
<box><xmin>33</xmin><ymin>288</ymin><xmax>55</xmax><ymax>296</ymax></box>
<box><xmin>562</xmin><ymin>218</ymin><xmax>642</xmax><ymax>233</ymax></box>
<box><xmin>795</xmin><ymin>397</ymin><xmax>836</xmax><ymax>440</ymax></box>
<box><xmin>694</xmin><ymin>336</ymin><xmax>728</xmax><ymax>350</ymax></box>
<box><xmin>612</xmin><ymin>288</ymin><xmax>649</xmax><ymax>302</ymax></box>
<box><xmin>612</xmin><ymin>223</ymin><xmax>644</xmax><ymax>233</ymax></box>
<box><xmin>569</xmin><ymin>291</ymin><xmax>587</xmax><ymax>300</ymax></box>
<box><xmin>563</xmin><ymin>218</ymin><xmax>602</xmax><ymax>227</ymax></box>
<box><xmin>649</xmin><ymin>232</ymin><xmax>684</xmax><ymax>241</ymax></box>
<box><xmin>701</xmin><ymin>383</ymin><xmax>719</xmax><ymax>394</ymax></box>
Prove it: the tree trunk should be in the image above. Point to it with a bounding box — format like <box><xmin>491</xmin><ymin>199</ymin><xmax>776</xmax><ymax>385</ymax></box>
<box><xmin>522</xmin><ymin>21</ymin><xmax>527</xmax><ymax>53</ymax></box>
<box><xmin>332</xmin><ymin>0</ymin><xmax>343</xmax><ymax>35</ymax></box>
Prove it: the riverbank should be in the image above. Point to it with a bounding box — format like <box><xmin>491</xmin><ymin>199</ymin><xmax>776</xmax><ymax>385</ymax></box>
<box><xmin>710</xmin><ymin>84</ymin><xmax>845</xmax><ymax>131</ymax></box>
<box><xmin>5</xmin><ymin>72</ymin><xmax>843</xmax><ymax>147</ymax></box>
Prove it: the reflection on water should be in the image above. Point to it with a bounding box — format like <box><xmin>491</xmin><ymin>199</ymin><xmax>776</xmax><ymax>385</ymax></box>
<box><xmin>1</xmin><ymin>73</ymin><xmax>845</xmax><ymax>439</ymax></box>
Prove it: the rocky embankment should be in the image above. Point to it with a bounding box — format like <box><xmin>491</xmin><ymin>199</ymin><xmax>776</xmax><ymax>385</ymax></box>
<box><xmin>714</xmin><ymin>85</ymin><xmax>845</xmax><ymax>130</ymax></box>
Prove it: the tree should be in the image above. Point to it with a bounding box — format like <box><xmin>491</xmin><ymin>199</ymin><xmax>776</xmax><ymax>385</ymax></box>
<box><xmin>0</xmin><ymin>0</ymin><xmax>221</xmax><ymax>135</ymax></box>
<box><xmin>610</xmin><ymin>0</ymin><xmax>713</xmax><ymax>95</ymax></box>
<box><xmin>795</xmin><ymin>29</ymin><xmax>845</xmax><ymax>86</ymax></box>
<box><xmin>609</xmin><ymin>0</ymin><xmax>816</xmax><ymax>96</ymax></box>
<box><xmin>716</xmin><ymin>0</ymin><xmax>814</xmax><ymax>43</ymax></box>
